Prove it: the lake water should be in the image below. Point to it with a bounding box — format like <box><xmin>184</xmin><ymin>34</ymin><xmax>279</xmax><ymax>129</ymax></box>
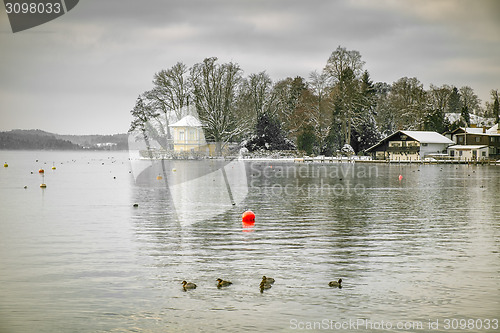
<box><xmin>1</xmin><ymin>150</ymin><xmax>499</xmax><ymax>332</ymax></box>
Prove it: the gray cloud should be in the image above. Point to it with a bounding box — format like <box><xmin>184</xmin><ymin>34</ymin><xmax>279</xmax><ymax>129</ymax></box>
<box><xmin>1</xmin><ymin>0</ymin><xmax>499</xmax><ymax>134</ymax></box>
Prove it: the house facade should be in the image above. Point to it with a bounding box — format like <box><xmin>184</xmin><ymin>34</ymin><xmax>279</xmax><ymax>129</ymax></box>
<box><xmin>447</xmin><ymin>145</ymin><xmax>489</xmax><ymax>160</ymax></box>
<box><xmin>168</xmin><ymin>115</ymin><xmax>208</xmax><ymax>154</ymax></box>
<box><xmin>366</xmin><ymin>130</ymin><xmax>454</xmax><ymax>161</ymax></box>
<box><xmin>446</xmin><ymin>124</ymin><xmax>500</xmax><ymax>160</ymax></box>
<box><xmin>168</xmin><ymin>115</ymin><xmax>234</xmax><ymax>156</ymax></box>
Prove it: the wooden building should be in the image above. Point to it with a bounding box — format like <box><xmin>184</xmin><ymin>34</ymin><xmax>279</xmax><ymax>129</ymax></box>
<box><xmin>366</xmin><ymin>130</ymin><xmax>454</xmax><ymax>161</ymax></box>
<box><xmin>446</xmin><ymin>124</ymin><xmax>500</xmax><ymax>160</ymax></box>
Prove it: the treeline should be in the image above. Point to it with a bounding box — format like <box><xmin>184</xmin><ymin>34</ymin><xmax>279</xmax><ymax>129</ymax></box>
<box><xmin>129</xmin><ymin>46</ymin><xmax>500</xmax><ymax>155</ymax></box>
<box><xmin>0</xmin><ymin>130</ymin><xmax>82</xmax><ymax>150</ymax></box>
<box><xmin>57</xmin><ymin>133</ymin><xmax>128</xmax><ymax>150</ymax></box>
<box><xmin>0</xmin><ymin>130</ymin><xmax>129</xmax><ymax>150</ymax></box>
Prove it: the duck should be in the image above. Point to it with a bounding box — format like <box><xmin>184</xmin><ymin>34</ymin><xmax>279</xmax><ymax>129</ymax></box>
<box><xmin>182</xmin><ymin>281</ymin><xmax>197</xmax><ymax>290</ymax></box>
<box><xmin>328</xmin><ymin>278</ymin><xmax>342</xmax><ymax>288</ymax></box>
<box><xmin>216</xmin><ymin>278</ymin><xmax>232</xmax><ymax>288</ymax></box>
<box><xmin>260</xmin><ymin>281</ymin><xmax>272</xmax><ymax>293</ymax></box>
<box><xmin>262</xmin><ymin>276</ymin><xmax>275</xmax><ymax>284</ymax></box>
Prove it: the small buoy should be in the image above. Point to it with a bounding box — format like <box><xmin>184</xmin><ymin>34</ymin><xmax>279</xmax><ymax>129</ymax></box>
<box><xmin>242</xmin><ymin>210</ymin><xmax>255</xmax><ymax>224</ymax></box>
<box><xmin>39</xmin><ymin>169</ymin><xmax>44</xmax><ymax>173</ymax></box>
<box><xmin>113</xmin><ymin>176</ymin><xmax>116</xmax><ymax>179</ymax></box>
<box><xmin>133</xmin><ymin>203</ymin><xmax>139</xmax><ymax>207</ymax></box>
<box><xmin>52</xmin><ymin>166</ymin><xmax>56</xmax><ymax>170</ymax></box>
<box><xmin>172</xmin><ymin>168</ymin><xmax>177</xmax><ymax>172</ymax></box>
<box><xmin>40</xmin><ymin>183</ymin><xmax>47</xmax><ymax>188</ymax></box>
<box><xmin>24</xmin><ymin>185</ymin><xmax>27</xmax><ymax>189</ymax></box>
<box><xmin>3</xmin><ymin>163</ymin><xmax>8</xmax><ymax>167</ymax></box>
<box><xmin>157</xmin><ymin>175</ymin><xmax>163</xmax><ymax>180</ymax></box>
<box><xmin>398</xmin><ymin>174</ymin><xmax>403</xmax><ymax>181</ymax></box>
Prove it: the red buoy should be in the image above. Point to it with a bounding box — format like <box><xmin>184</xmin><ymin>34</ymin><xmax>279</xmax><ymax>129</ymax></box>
<box><xmin>398</xmin><ymin>174</ymin><xmax>403</xmax><ymax>181</ymax></box>
<box><xmin>242</xmin><ymin>210</ymin><xmax>255</xmax><ymax>224</ymax></box>
<box><xmin>39</xmin><ymin>169</ymin><xmax>44</xmax><ymax>173</ymax></box>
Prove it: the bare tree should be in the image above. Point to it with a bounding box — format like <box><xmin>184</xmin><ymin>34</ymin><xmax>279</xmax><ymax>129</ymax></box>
<box><xmin>190</xmin><ymin>57</ymin><xmax>244</xmax><ymax>155</ymax></box>
<box><xmin>129</xmin><ymin>95</ymin><xmax>160</xmax><ymax>158</ymax></box>
<box><xmin>459</xmin><ymin>86</ymin><xmax>481</xmax><ymax>116</ymax></box>
<box><xmin>388</xmin><ymin>77</ymin><xmax>426</xmax><ymax>130</ymax></box>
<box><xmin>246</xmin><ymin>71</ymin><xmax>273</xmax><ymax>116</ymax></box>
<box><xmin>151</xmin><ymin>62</ymin><xmax>191</xmax><ymax>120</ymax></box>
<box><xmin>307</xmin><ymin>70</ymin><xmax>332</xmax><ymax>151</ymax></box>
<box><xmin>324</xmin><ymin>46</ymin><xmax>365</xmax><ymax>145</ymax></box>
<box><xmin>143</xmin><ymin>62</ymin><xmax>192</xmax><ymax>150</ymax></box>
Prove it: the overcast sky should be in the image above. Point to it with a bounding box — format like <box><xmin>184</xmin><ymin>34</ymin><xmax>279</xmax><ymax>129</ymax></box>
<box><xmin>1</xmin><ymin>0</ymin><xmax>499</xmax><ymax>135</ymax></box>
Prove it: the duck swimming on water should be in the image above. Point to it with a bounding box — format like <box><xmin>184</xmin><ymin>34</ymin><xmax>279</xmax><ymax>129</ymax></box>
<box><xmin>262</xmin><ymin>276</ymin><xmax>275</xmax><ymax>284</ymax></box>
<box><xmin>182</xmin><ymin>281</ymin><xmax>197</xmax><ymax>290</ymax></box>
<box><xmin>217</xmin><ymin>278</ymin><xmax>232</xmax><ymax>288</ymax></box>
<box><xmin>260</xmin><ymin>281</ymin><xmax>272</xmax><ymax>293</ymax></box>
<box><xmin>328</xmin><ymin>279</ymin><xmax>342</xmax><ymax>288</ymax></box>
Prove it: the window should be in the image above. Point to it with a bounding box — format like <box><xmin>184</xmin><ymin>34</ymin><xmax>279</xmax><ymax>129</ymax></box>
<box><xmin>482</xmin><ymin>151</ymin><xmax>486</xmax><ymax>157</ymax></box>
<box><xmin>421</xmin><ymin>143</ymin><xmax>428</xmax><ymax>146</ymax></box>
<box><xmin>459</xmin><ymin>151</ymin><xmax>463</xmax><ymax>156</ymax></box>
<box><xmin>179</xmin><ymin>131</ymin><xmax>185</xmax><ymax>141</ymax></box>
<box><xmin>475</xmin><ymin>137</ymin><xmax>480</xmax><ymax>143</ymax></box>
<box><xmin>458</xmin><ymin>136</ymin><xmax>464</xmax><ymax>143</ymax></box>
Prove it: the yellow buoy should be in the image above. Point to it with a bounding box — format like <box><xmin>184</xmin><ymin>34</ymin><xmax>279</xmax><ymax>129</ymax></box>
<box><xmin>156</xmin><ymin>175</ymin><xmax>163</xmax><ymax>180</ymax></box>
<box><xmin>40</xmin><ymin>183</ymin><xmax>47</xmax><ymax>188</ymax></box>
<box><xmin>52</xmin><ymin>166</ymin><xmax>56</xmax><ymax>170</ymax></box>
<box><xmin>3</xmin><ymin>163</ymin><xmax>7</xmax><ymax>167</ymax></box>
<box><xmin>172</xmin><ymin>168</ymin><xmax>177</xmax><ymax>172</ymax></box>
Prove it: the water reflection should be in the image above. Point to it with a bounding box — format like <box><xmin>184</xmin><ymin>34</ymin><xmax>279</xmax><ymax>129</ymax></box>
<box><xmin>2</xmin><ymin>152</ymin><xmax>497</xmax><ymax>332</ymax></box>
<box><xmin>128</xmin><ymin>162</ymin><xmax>500</xmax><ymax>331</ymax></box>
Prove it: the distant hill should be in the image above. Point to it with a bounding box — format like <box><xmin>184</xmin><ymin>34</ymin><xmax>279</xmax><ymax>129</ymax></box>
<box><xmin>0</xmin><ymin>130</ymin><xmax>128</xmax><ymax>150</ymax></box>
<box><xmin>55</xmin><ymin>133</ymin><xmax>128</xmax><ymax>150</ymax></box>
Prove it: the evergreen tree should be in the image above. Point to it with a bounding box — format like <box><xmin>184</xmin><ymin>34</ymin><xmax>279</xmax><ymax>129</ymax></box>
<box><xmin>447</xmin><ymin>87</ymin><xmax>462</xmax><ymax>114</ymax></box>
<box><xmin>494</xmin><ymin>93</ymin><xmax>499</xmax><ymax>124</ymax></box>
<box><xmin>351</xmin><ymin>71</ymin><xmax>380</xmax><ymax>153</ymax></box>
<box><xmin>297</xmin><ymin>125</ymin><xmax>316</xmax><ymax>155</ymax></box>
<box><xmin>423</xmin><ymin>107</ymin><xmax>446</xmax><ymax>133</ymax></box>
<box><xmin>461</xmin><ymin>105</ymin><xmax>471</xmax><ymax>127</ymax></box>
<box><xmin>243</xmin><ymin>113</ymin><xmax>294</xmax><ymax>151</ymax></box>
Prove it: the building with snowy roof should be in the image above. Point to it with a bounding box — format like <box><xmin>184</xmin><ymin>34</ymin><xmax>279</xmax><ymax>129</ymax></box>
<box><xmin>169</xmin><ymin>115</ymin><xmax>208</xmax><ymax>154</ymax></box>
<box><xmin>445</xmin><ymin>124</ymin><xmax>500</xmax><ymax>160</ymax></box>
<box><xmin>366</xmin><ymin>130</ymin><xmax>454</xmax><ymax>161</ymax></box>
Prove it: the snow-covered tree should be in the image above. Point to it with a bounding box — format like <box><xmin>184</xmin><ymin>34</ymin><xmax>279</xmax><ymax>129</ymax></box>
<box><xmin>242</xmin><ymin>112</ymin><xmax>295</xmax><ymax>151</ymax></box>
<box><xmin>324</xmin><ymin>46</ymin><xmax>365</xmax><ymax>145</ymax></box>
<box><xmin>387</xmin><ymin>77</ymin><xmax>426</xmax><ymax>130</ymax></box>
<box><xmin>190</xmin><ymin>57</ymin><xmax>245</xmax><ymax>155</ymax></box>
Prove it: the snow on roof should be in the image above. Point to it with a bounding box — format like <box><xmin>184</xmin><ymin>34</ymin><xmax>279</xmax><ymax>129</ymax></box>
<box><xmin>487</xmin><ymin>123</ymin><xmax>498</xmax><ymax>134</ymax></box>
<box><xmin>400</xmin><ymin>131</ymin><xmax>454</xmax><ymax>144</ymax></box>
<box><xmin>169</xmin><ymin>115</ymin><xmax>202</xmax><ymax>127</ymax></box>
<box><xmin>448</xmin><ymin>145</ymin><xmax>488</xmax><ymax>149</ymax></box>
<box><xmin>464</xmin><ymin>127</ymin><xmax>487</xmax><ymax>134</ymax></box>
